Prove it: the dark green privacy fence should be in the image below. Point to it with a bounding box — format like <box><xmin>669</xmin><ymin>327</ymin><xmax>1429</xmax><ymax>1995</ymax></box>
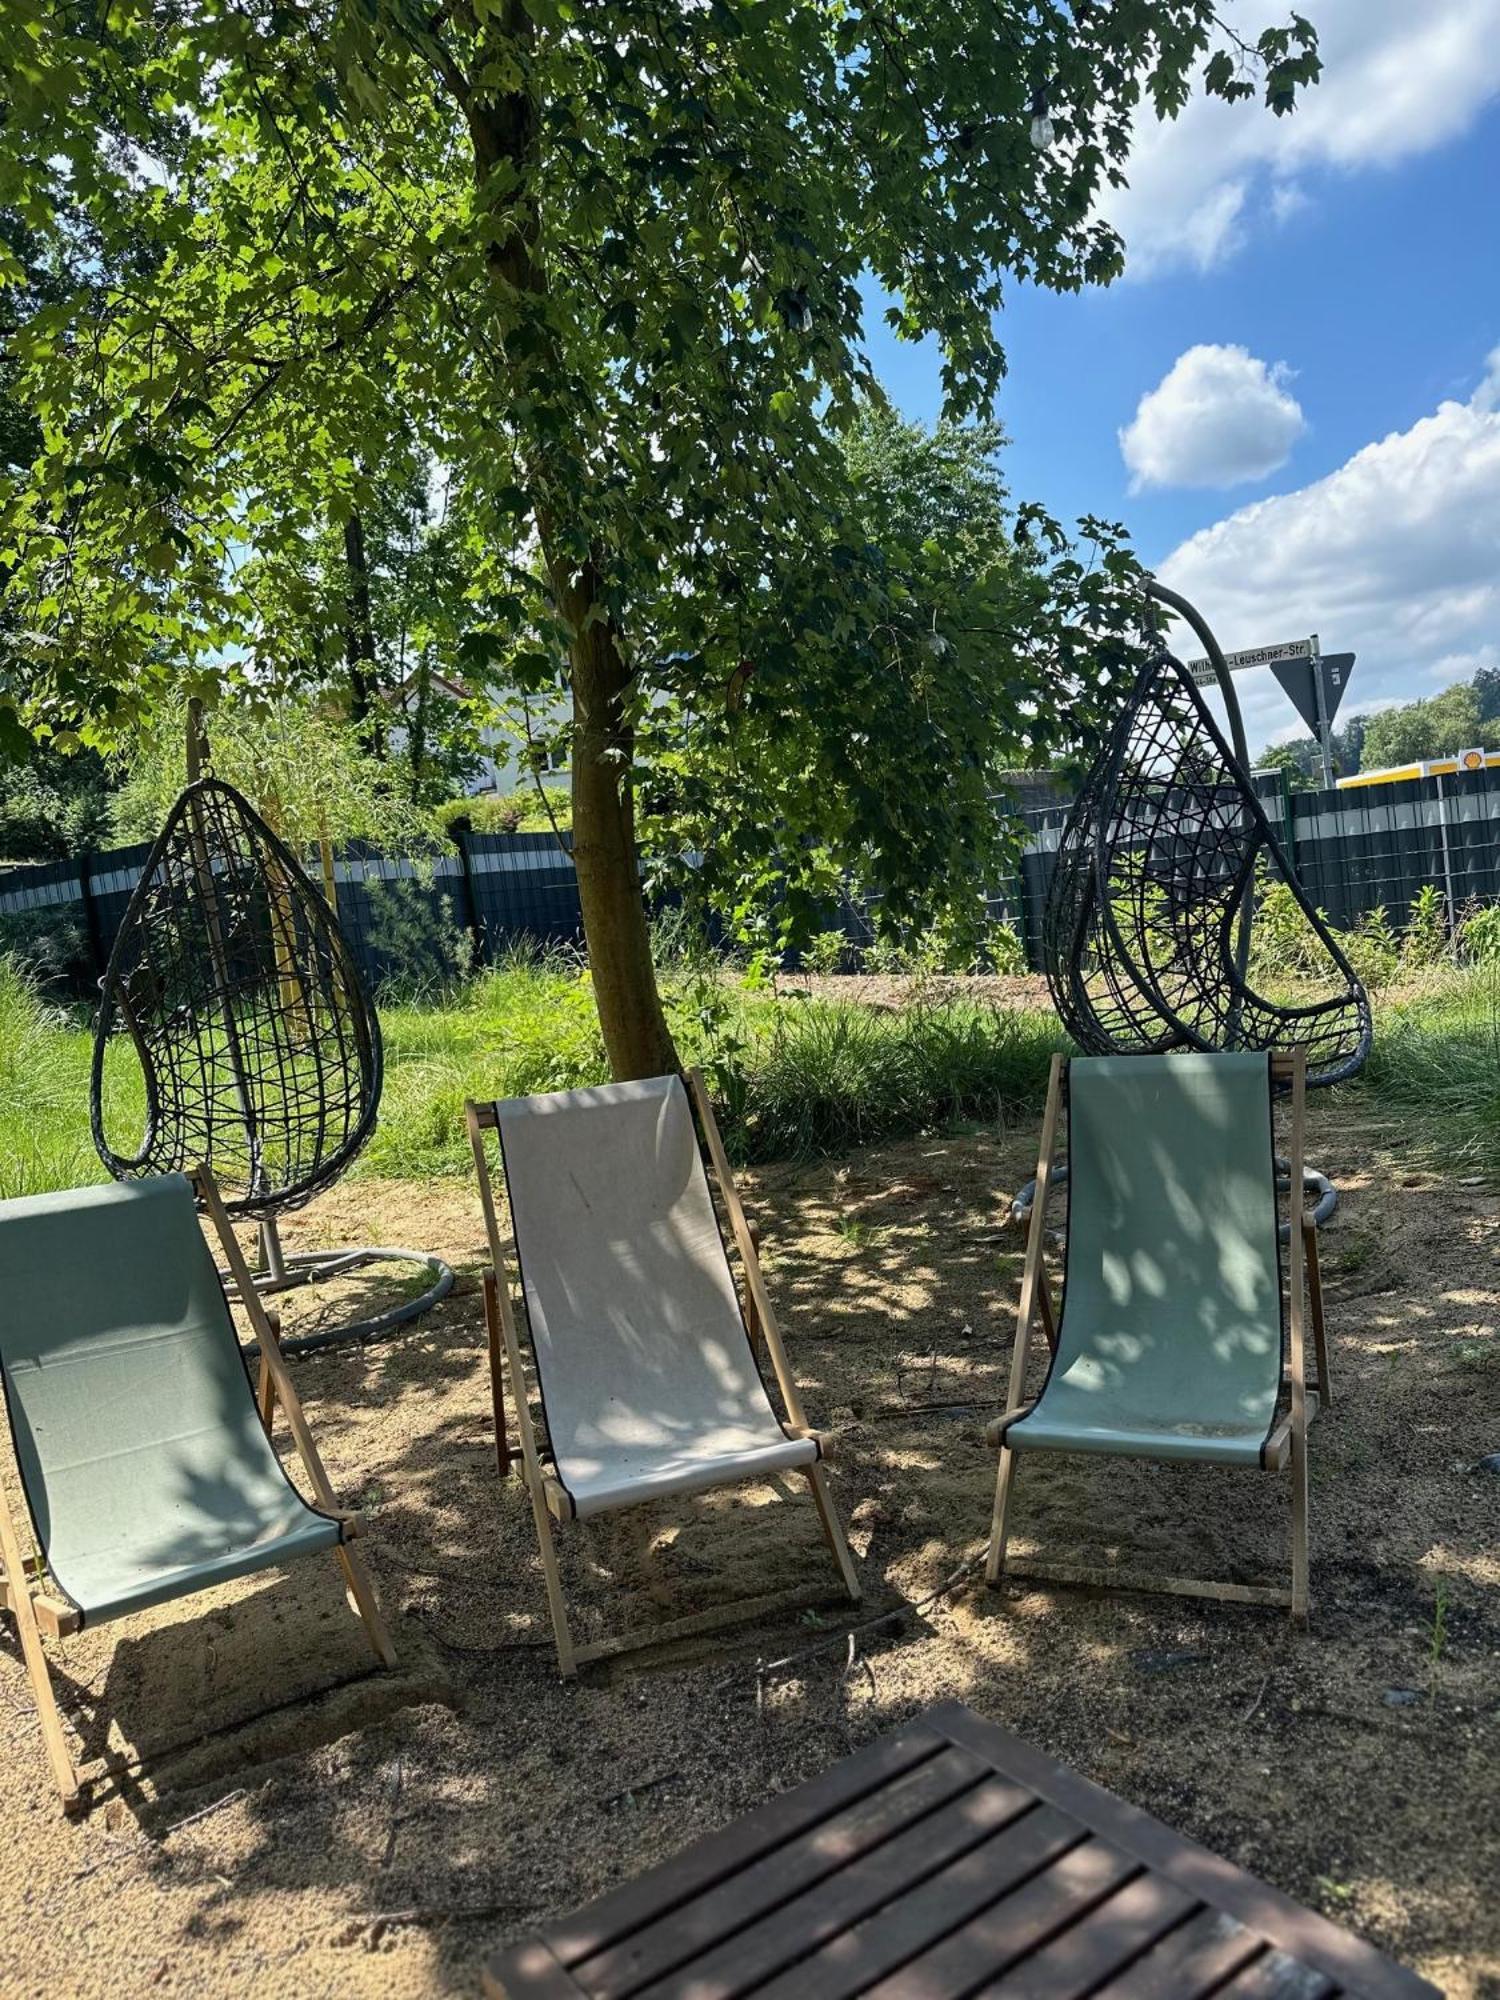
<box><xmin>6</xmin><ymin>768</ymin><xmax>1500</xmax><ymax>998</ymax></box>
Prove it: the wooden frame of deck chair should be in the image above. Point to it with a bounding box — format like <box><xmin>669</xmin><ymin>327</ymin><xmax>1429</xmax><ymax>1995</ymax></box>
<box><xmin>0</xmin><ymin>1169</ymin><xmax>395</xmax><ymax>1813</ymax></box>
<box><xmin>466</xmin><ymin>1067</ymin><xmax>861</xmax><ymax>1676</ymax></box>
<box><xmin>986</xmin><ymin>1049</ymin><xmax>1331</xmax><ymax>1622</ymax></box>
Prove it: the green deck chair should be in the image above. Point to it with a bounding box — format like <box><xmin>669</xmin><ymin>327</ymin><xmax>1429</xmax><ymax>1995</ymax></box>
<box><xmin>0</xmin><ymin>1172</ymin><xmax>395</xmax><ymax>1812</ymax></box>
<box><xmin>985</xmin><ymin>1050</ymin><xmax>1330</xmax><ymax>1619</ymax></box>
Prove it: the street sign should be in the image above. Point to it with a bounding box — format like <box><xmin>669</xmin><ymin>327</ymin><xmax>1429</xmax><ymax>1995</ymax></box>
<box><xmin>1186</xmin><ymin>638</ymin><xmax>1311</xmax><ymax>688</ymax></box>
<box><xmin>1179</xmin><ymin>632</ymin><xmax>1357</xmax><ymax>787</ymax></box>
<box><xmin>1317</xmin><ymin>650</ymin><xmax>1354</xmax><ymax>725</ymax></box>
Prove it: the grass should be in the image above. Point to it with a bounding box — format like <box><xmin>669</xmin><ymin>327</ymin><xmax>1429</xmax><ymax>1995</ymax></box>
<box><xmin>11</xmin><ymin>944</ymin><xmax>1500</xmax><ymax>1193</ymax></box>
<box><xmin>1354</xmin><ymin>966</ymin><xmax>1500</xmax><ymax>1168</ymax></box>
<box><xmin>0</xmin><ymin>963</ymin><xmax>98</xmax><ymax>1199</ymax></box>
<box><xmin>0</xmin><ymin>948</ymin><xmax>1068</xmax><ymax>1191</ymax></box>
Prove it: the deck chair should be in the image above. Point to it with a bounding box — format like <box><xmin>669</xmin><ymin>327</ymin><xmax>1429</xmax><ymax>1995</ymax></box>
<box><xmin>986</xmin><ymin>1049</ymin><xmax>1330</xmax><ymax>1620</ymax></box>
<box><xmin>0</xmin><ymin>1172</ymin><xmax>395</xmax><ymax>1812</ymax></box>
<box><xmin>466</xmin><ymin>1068</ymin><xmax>861</xmax><ymax>1674</ymax></box>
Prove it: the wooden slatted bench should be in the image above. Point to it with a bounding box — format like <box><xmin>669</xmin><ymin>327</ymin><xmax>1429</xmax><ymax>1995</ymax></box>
<box><xmin>484</xmin><ymin>1700</ymin><xmax>1437</xmax><ymax>1999</ymax></box>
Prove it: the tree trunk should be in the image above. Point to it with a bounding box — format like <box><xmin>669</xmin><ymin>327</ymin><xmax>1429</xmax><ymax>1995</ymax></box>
<box><xmin>456</xmin><ymin>17</ymin><xmax>677</xmax><ymax>1081</ymax></box>
<box><xmin>564</xmin><ymin>571</ymin><xmax>677</xmax><ymax>1079</ymax></box>
<box><xmin>342</xmin><ymin>511</ymin><xmax>383</xmax><ymax>757</ymax></box>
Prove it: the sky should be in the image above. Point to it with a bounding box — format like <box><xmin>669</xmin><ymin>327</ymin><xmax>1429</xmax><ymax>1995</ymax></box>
<box><xmin>864</xmin><ymin>0</ymin><xmax>1500</xmax><ymax>756</ymax></box>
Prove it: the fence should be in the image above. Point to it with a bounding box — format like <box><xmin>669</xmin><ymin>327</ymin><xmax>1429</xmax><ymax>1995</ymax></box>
<box><xmin>6</xmin><ymin>764</ymin><xmax>1500</xmax><ymax>998</ymax></box>
<box><xmin>0</xmin><ymin>830</ymin><xmax>584</xmax><ymax>998</ymax></box>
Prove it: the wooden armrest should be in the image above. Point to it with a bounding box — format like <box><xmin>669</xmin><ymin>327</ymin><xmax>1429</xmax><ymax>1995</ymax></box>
<box><xmin>788</xmin><ymin>1423</ymin><xmax>836</xmax><ymax>1459</ymax></box>
<box><xmin>984</xmin><ymin>1404</ymin><xmax>1036</xmax><ymax>1449</ymax></box>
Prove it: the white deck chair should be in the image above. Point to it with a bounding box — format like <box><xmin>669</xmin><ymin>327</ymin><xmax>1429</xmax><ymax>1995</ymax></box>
<box><xmin>466</xmin><ymin>1069</ymin><xmax>860</xmax><ymax>1672</ymax></box>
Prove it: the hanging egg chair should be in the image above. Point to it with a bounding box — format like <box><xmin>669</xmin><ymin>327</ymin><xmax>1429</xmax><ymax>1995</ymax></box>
<box><xmin>1025</xmin><ymin>581</ymin><xmax>1371</xmax><ymax>1231</ymax></box>
<box><xmin>91</xmin><ymin>760</ymin><xmax>451</xmax><ymax>1351</ymax></box>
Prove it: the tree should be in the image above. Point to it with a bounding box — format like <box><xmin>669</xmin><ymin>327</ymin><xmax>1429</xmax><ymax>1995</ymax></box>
<box><xmin>1</xmin><ymin>0</ymin><xmax>1318</xmax><ymax>1076</ymax></box>
<box><xmin>1472</xmin><ymin>664</ymin><xmax>1500</xmax><ymax>726</ymax></box>
<box><xmin>1360</xmin><ymin>683</ymin><xmax>1499</xmax><ymax>771</ymax></box>
<box><xmin>1252</xmin><ymin>742</ymin><xmax>1315</xmax><ymax>791</ymax></box>
<box><xmin>0</xmin><ymin>743</ymin><xmax>114</xmax><ymax>860</ymax></box>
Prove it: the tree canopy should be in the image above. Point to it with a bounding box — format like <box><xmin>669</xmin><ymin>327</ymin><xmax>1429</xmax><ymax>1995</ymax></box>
<box><xmin>1360</xmin><ymin>682</ymin><xmax>1500</xmax><ymax>771</ymax></box>
<box><xmin>1</xmin><ymin>0</ymin><xmax>1319</xmax><ymax>1073</ymax></box>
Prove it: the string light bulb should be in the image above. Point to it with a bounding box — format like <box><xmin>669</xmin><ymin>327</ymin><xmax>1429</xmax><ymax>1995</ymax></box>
<box><xmin>1029</xmin><ymin>84</ymin><xmax>1054</xmax><ymax>151</ymax></box>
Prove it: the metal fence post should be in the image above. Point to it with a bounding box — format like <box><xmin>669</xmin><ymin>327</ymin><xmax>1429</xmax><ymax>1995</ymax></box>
<box><xmin>453</xmin><ymin>828</ymin><xmax>488</xmax><ymax>968</ymax></box>
<box><xmin>77</xmin><ymin>851</ymin><xmax>105</xmax><ymax>982</ymax></box>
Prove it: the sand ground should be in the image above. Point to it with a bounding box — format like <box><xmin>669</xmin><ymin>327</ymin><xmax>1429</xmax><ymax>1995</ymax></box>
<box><xmin>1</xmin><ymin>1097</ymin><xmax>1497</xmax><ymax>1998</ymax></box>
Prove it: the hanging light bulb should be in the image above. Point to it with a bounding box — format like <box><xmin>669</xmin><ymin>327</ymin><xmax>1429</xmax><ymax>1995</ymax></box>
<box><xmin>1029</xmin><ymin>84</ymin><xmax>1054</xmax><ymax>151</ymax></box>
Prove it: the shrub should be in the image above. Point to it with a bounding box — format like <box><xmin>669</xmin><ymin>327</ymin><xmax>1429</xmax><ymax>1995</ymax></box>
<box><xmin>1343</xmin><ymin>906</ymin><xmax>1400</xmax><ymax>988</ymax></box>
<box><xmin>0</xmin><ymin>906</ymin><xmax>89</xmax><ymax>995</ymax></box>
<box><xmin>1247</xmin><ymin>879</ymin><xmax>1330</xmax><ymax>982</ymax></box>
<box><xmin>1401</xmin><ymin>884</ymin><xmax>1450</xmax><ymax>971</ymax></box>
<box><xmin>435</xmin><ymin>793</ymin><xmax>525</xmax><ymax>837</ymax></box>
<box><xmin>1459</xmin><ymin>901</ymin><xmax>1500</xmax><ymax>966</ymax></box>
<box><xmin>434</xmin><ymin>785</ymin><xmax>572</xmax><ymax>840</ymax></box>
<box><xmin>983</xmin><ymin>920</ymin><xmax>1027</xmax><ymax>975</ymax></box>
<box><xmin>360</xmin><ymin>877</ymin><xmax>475</xmax><ymax>997</ymax></box>
<box><xmin>803</xmin><ymin>929</ymin><xmax>851</xmax><ymax>976</ymax></box>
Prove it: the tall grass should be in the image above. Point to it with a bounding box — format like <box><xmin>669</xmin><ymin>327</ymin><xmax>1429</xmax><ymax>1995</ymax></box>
<box><xmin>12</xmin><ymin>943</ymin><xmax>1493</xmax><ymax>1192</ymax></box>
<box><xmin>731</xmin><ymin>994</ymin><xmax>1066</xmax><ymax>1159</ymax></box>
<box><xmin>0</xmin><ymin>947</ymin><xmax>1068</xmax><ymax>1191</ymax></box>
<box><xmin>1357</xmin><ymin>967</ymin><xmax>1500</xmax><ymax>1164</ymax></box>
<box><xmin>0</xmin><ymin>958</ymin><xmax>99</xmax><ymax>1198</ymax></box>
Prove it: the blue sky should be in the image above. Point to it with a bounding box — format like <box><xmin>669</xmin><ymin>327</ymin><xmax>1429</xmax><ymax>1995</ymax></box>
<box><xmin>866</xmin><ymin>0</ymin><xmax>1500</xmax><ymax>755</ymax></box>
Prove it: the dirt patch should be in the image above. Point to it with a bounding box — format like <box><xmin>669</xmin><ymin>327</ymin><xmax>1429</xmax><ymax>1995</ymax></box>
<box><xmin>777</xmin><ymin>968</ymin><xmax>1055</xmax><ymax>1011</ymax></box>
<box><xmin>2</xmin><ymin>1100</ymin><xmax>1497</xmax><ymax>1997</ymax></box>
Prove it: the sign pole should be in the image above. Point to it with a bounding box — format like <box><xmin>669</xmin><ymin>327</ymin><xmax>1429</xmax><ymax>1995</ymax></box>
<box><xmin>1310</xmin><ymin>632</ymin><xmax>1333</xmax><ymax>788</ymax></box>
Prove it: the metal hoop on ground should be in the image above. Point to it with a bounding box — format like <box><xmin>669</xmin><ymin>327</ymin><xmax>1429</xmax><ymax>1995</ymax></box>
<box><xmin>226</xmin><ymin>1223</ymin><xmax>454</xmax><ymax>1355</ymax></box>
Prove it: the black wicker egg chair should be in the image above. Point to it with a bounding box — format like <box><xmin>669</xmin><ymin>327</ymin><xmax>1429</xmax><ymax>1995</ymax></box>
<box><xmin>1032</xmin><ymin>579</ymin><xmax>1370</xmax><ymax>1222</ymax></box>
<box><xmin>91</xmin><ymin>770</ymin><xmax>451</xmax><ymax>1352</ymax></box>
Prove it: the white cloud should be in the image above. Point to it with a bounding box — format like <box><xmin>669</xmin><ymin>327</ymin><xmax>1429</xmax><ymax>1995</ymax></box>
<box><xmin>1156</xmin><ymin>349</ymin><xmax>1500</xmax><ymax>745</ymax></box>
<box><xmin>1107</xmin><ymin>0</ymin><xmax>1500</xmax><ymax>277</ymax></box>
<box><xmin>1472</xmin><ymin>344</ymin><xmax>1500</xmax><ymax>413</ymax></box>
<box><xmin>1120</xmin><ymin>344</ymin><xmax>1304</xmax><ymax>492</ymax></box>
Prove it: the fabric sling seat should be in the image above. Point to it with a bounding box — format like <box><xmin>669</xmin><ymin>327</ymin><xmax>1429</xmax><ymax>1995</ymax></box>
<box><xmin>0</xmin><ymin>1173</ymin><xmax>395</xmax><ymax>1812</ymax></box>
<box><xmin>986</xmin><ymin>1050</ymin><xmax>1330</xmax><ymax>1618</ymax></box>
<box><xmin>468</xmin><ymin>1071</ymin><xmax>860</xmax><ymax>1673</ymax></box>
<box><xmin>495</xmin><ymin>1075</ymin><xmax>818</xmax><ymax>1518</ymax></box>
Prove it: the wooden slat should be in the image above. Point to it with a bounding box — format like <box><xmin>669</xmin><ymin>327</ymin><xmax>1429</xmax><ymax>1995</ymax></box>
<box><xmin>484</xmin><ymin>1936</ymin><xmax>585</xmax><ymax>2000</ymax></box>
<box><xmin>541</xmin><ymin>1721</ymin><xmax>945</xmax><ymax>1968</ymax></box>
<box><xmin>747</xmin><ymin>1810</ymin><xmax>1091</xmax><ymax>2000</ymax></box>
<box><xmin>575</xmin><ymin>1745</ymin><xmax>992</xmax><ymax>1998</ymax></box>
<box><xmin>489</xmin><ymin>1704</ymin><xmax>1435</xmax><ymax>2000</ymax></box>
<box><xmin>1090</xmin><ymin>1907</ymin><xmax>1265</xmax><ymax>1999</ymax></box>
<box><xmin>1214</xmin><ymin>1948</ymin><xmax>1338</xmax><ymax>1999</ymax></box>
<box><xmin>924</xmin><ymin>1707</ymin><xmax>1432</xmax><ymax>1999</ymax></box>
<box><xmin>976</xmin><ymin>1869</ymin><xmax>1198</xmax><ymax>1998</ymax></box>
<box><xmin>863</xmin><ymin>1837</ymin><xmax>1139</xmax><ymax>1999</ymax></box>
<box><xmin>633</xmin><ymin>1775</ymin><xmax>1037</xmax><ymax>2000</ymax></box>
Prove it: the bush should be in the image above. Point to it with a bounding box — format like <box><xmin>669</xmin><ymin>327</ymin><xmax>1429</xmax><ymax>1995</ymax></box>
<box><xmin>360</xmin><ymin>877</ymin><xmax>475</xmax><ymax>997</ymax></box>
<box><xmin>1342</xmin><ymin>906</ymin><xmax>1400</xmax><ymax>988</ymax></box>
<box><xmin>435</xmin><ymin>785</ymin><xmax>572</xmax><ymax>840</ymax></box>
<box><xmin>1459</xmin><ymin>901</ymin><xmax>1500</xmax><ymax>966</ymax></box>
<box><xmin>803</xmin><ymin>929</ymin><xmax>851</xmax><ymax>976</ymax></box>
<box><xmin>1249</xmin><ymin>878</ymin><xmax>1405</xmax><ymax>989</ymax></box>
<box><xmin>1400</xmin><ymin>884</ymin><xmax>1449</xmax><ymax>971</ymax></box>
<box><xmin>0</xmin><ymin>906</ymin><xmax>90</xmax><ymax>995</ymax></box>
<box><xmin>435</xmin><ymin>793</ymin><xmax>525</xmax><ymax>837</ymax></box>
